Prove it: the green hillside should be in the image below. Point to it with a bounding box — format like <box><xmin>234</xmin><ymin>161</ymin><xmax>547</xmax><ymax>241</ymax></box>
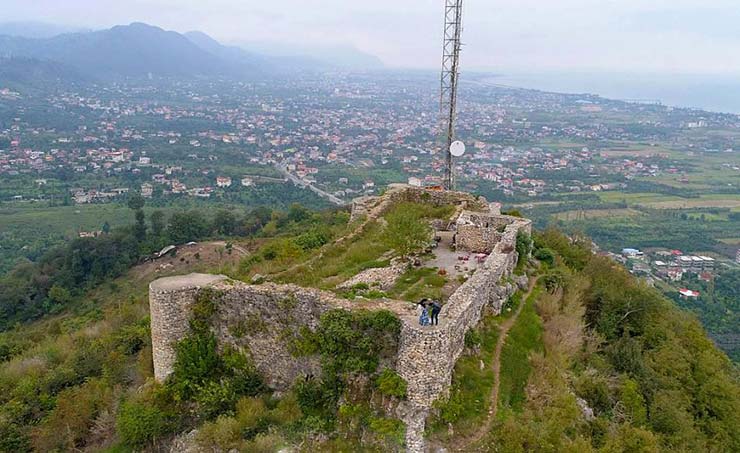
<box><xmin>0</xmin><ymin>205</ymin><xmax>738</xmax><ymax>452</ymax></box>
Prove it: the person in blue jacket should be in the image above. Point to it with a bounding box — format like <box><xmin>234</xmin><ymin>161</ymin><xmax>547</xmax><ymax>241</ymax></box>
<box><xmin>418</xmin><ymin>300</ymin><xmax>430</xmax><ymax>326</ymax></box>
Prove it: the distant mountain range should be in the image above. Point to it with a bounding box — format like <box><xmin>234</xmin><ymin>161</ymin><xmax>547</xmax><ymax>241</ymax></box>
<box><xmin>0</xmin><ymin>22</ymin><xmax>383</xmax><ymax>81</ymax></box>
<box><xmin>0</xmin><ymin>21</ymin><xmax>89</xmax><ymax>39</ymax></box>
<box><xmin>0</xmin><ymin>57</ymin><xmax>90</xmax><ymax>91</ymax></box>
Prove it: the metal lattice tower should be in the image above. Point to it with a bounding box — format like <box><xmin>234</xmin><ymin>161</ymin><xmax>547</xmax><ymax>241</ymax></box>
<box><xmin>440</xmin><ymin>0</ymin><xmax>463</xmax><ymax>190</ymax></box>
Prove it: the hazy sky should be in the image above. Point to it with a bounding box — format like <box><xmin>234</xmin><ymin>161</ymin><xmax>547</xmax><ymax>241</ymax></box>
<box><xmin>2</xmin><ymin>0</ymin><xmax>739</xmax><ymax>74</ymax></box>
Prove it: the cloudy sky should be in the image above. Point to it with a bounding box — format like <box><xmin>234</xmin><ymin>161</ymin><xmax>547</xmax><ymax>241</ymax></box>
<box><xmin>2</xmin><ymin>0</ymin><xmax>739</xmax><ymax>74</ymax></box>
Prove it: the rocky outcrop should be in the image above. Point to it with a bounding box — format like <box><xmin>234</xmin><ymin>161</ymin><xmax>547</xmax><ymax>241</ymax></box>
<box><xmin>337</xmin><ymin>260</ymin><xmax>408</xmax><ymax>291</ymax></box>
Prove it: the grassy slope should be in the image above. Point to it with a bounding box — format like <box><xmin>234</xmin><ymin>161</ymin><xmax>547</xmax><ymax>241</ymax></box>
<box><xmin>496</xmin><ymin>286</ymin><xmax>544</xmax><ymax>418</ymax></box>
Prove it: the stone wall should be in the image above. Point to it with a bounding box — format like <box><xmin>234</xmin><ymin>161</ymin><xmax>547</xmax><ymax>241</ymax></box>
<box><xmin>208</xmin><ymin>282</ymin><xmax>353</xmax><ymax>390</ymax></box>
<box><xmin>455</xmin><ymin>211</ymin><xmax>521</xmax><ymax>254</ymax></box>
<box><xmin>350</xmin><ymin>184</ymin><xmax>489</xmax><ymax>223</ymax></box>
<box><xmin>395</xmin><ymin>218</ymin><xmax>531</xmax><ymax>452</ymax></box>
<box><xmin>149</xmin><ymin>274</ymin><xmax>228</xmax><ymax>383</ymax></box>
<box><xmin>150</xmin><ymin>277</ymin><xmax>354</xmax><ymax>390</ymax></box>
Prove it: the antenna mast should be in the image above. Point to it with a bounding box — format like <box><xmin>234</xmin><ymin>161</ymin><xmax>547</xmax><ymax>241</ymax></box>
<box><xmin>440</xmin><ymin>0</ymin><xmax>463</xmax><ymax>190</ymax></box>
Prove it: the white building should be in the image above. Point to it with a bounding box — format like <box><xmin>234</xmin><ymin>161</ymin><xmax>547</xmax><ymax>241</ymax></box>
<box><xmin>216</xmin><ymin>176</ymin><xmax>232</xmax><ymax>188</ymax></box>
<box><xmin>141</xmin><ymin>183</ymin><xmax>153</xmax><ymax>198</ymax></box>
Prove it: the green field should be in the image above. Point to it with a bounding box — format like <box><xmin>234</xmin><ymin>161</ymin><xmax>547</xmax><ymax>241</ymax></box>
<box><xmin>0</xmin><ymin>202</ymin><xmax>243</xmax><ymax>274</ymax></box>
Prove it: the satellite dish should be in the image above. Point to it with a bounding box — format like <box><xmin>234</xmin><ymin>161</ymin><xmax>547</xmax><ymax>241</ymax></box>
<box><xmin>450</xmin><ymin>140</ymin><xmax>466</xmax><ymax>157</ymax></box>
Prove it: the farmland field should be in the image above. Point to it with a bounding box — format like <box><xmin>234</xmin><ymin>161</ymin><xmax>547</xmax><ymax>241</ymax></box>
<box><xmin>641</xmin><ymin>197</ymin><xmax>740</xmax><ymax>210</ymax></box>
<box><xmin>553</xmin><ymin>208</ymin><xmax>642</xmax><ymax>221</ymax></box>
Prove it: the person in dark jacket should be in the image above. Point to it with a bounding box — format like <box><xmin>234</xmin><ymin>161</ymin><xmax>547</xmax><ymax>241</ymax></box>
<box><xmin>430</xmin><ymin>300</ymin><xmax>442</xmax><ymax>325</ymax></box>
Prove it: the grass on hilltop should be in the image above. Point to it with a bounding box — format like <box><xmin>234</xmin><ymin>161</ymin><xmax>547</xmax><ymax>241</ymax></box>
<box><xmin>237</xmin><ymin>201</ymin><xmax>457</xmax><ymax>291</ymax></box>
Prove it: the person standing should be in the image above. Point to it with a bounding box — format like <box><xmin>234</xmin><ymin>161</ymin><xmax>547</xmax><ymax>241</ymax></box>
<box><xmin>418</xmin><ymin>300</ymin><xmax>430</xmax><ymax>326</ymax></box>
<box><xmin>430</xmin><ymin>300</ymin><xmax>442</xmax><ymax>326</ymax></box>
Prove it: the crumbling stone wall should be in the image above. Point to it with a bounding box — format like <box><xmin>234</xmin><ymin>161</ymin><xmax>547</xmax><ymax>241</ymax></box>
<box><xmin>150</xmin><ymin>276</ymin><xmax>353</xmax><ymax>389</ymax></box>
<box><xmin>455</xmin><ymin>211</ymin><xmax>523</xmax><ymax>254</ymax></box>
<box><xmin>149</xmin><ymin>274</ymin><xmax>228</xmax><ymax>383</ymax></box>
<box><xmin>208</xmin><ymin>282</ymin><xmax>352</xmax><ymax>390</ymax></box>
<box><xmin>396</xmin><ymin>218</ymin><xmax>532</xmax><ymax>452</ymax></box>
<box><xmin>350</xmin><ymin>184</ymin><xmax>489</xmax><ymax>223</ymax></box>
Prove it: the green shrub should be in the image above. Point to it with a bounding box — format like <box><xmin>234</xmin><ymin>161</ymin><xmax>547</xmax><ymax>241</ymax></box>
<box><xmin>194</xmin><ymin>380</ymin><xmax>238</xmax><ymax>419</ymax></box>
<box><xmin>170</xmin><ymin>332</ymin><xmax>222</xmax><ymax>400</ymax></box>
<box><xmin>262</xmin><ymin>238</ymin><xmax>302</xmax><ymax>261</ymax></box>
<box><xmin>244</xmin><ymin>433</ymin><xmax>284</xmax><ymax>453</ymax></box>
<box><xmin>515</xmin><ymin>231</ymin><xmax>533</xmax><ymax>273</ymax></box>
<box><xmin>314</xmin><ymin>309</ymin><xmax>401</xmax><ymax>377</ymax></box>
<box><xmin>113</xmin><ymin>320</ymin><xmax>150</xmax><ymax>355</ymax></box>
<box><xmin>270</xmin><ymin>393</ymin><xmax>303</xmax><ymax>426</ymax></box>
<box><xmin>288</xmin><ymin>326</ymin><xmax>321</xmax><ymax>357</ymax></box>
<box><xmin>369</xmin><ymin>416</ymin><xmax>405</xmax><ymax>446</ymax></box>
<box><xmin>197</xmin><ymin>415</ymin><xmax>243</xmax><ymax>451</ymax></box>
<box><xmin>168</xmin><ymin>289</ymin><xmax>266</xmax><ymax>419</ymax></box>
<box><xmin>116</xmin><ymin>400</ymin><xmax>169</xmax><ymax>448</ymax></box>
<box><xmin>295</xmin><ymin>377</ymin><xmax>335</xmax><ymax>421</ymax></box>
<box><xmin>534</xmin><ymin>247</ymin><xmax>556</xmax><ymax>267</ymax></box>
<box><xmin>234</xmin><ymin>397</ymin><xmax>272</xmax><ymax>439</ymax></box>
<box><xmin>375</xmin><ymin>369</ymin><xmax>407</xmax><ymax>398</ymax></box>
<box><xmin>363</xmin><ymin>290</ymin><xmax>388</xmax><ymax>299</ymax></box>
<box><xmin>295</xmin><ymin>230</ymin><xmax>329</xmax><ymax>251</ymax></box>
<box><xmin>575</xmin><ymin>373</ymin><xmax>612</xmax><ymax>415</ymax></box>
<box><xmin>464</xmin><ymin>328</ymin><xmax>482</xmax><ymax>349</ymax></box>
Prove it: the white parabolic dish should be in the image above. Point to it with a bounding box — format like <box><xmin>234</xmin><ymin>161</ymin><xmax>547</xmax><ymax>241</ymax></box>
<box><xmin>450</xmin><ymin>140</ymin><xmax>466</xmax><ymax>157</ymax></box>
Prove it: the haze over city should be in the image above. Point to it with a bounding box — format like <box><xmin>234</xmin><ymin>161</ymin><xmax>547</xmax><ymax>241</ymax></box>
<box><xmin>2</xmin><ymin>0</ymin><xmax>740</xmax><ymax>73</ymax></box>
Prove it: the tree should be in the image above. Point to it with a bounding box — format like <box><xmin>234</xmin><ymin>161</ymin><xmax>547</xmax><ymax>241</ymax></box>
<box><xmin>167</xmin><ymin>211</ymin><xmax>210</xmax><ymax>244</ymax></box>
<box><xmin>252</xmin><ymin>207</ymin><xmax>273</xmax><ymax>226</ymax></box>
<box><xmin>102</xmin><ymin>221</ymin><xmax>111</xmax><ymax>234</ymax></box>
<box><xmin>213</xmin><ymin>210</ymin><xmax>237</xmax><ymax>236</ymax></box>
<box><xmin>516</xmin><ymin>231</ymin><xmax>533</xmax><ymax>260</ymax></box>
<box><xmin>534</xmin><ymin>247</ymin><xmax>556</xmax><ymax>267</ymax></box>
<box><xmin>150</xmin><ymin>210</ymin><xmax>165</xmax><ymax>237</ymax></box>
<box><xmin>127</xmin><ymin>193</ymin><xmax>145</xmax><ymax>211</ymax></box>
<box><xmin>287</xmin><ymin>203</ymin><xmax>311</xmax><ymax>223</ymax></box>
<box><xmin>239</xmin><ymin>207</ymin><xmax>273</xmax><ymax>236</ymax></box>
<box><xmin>382</xmin><ymin>207</ymin><xmax>430</xmax><ymax>259</ymax></box>
<box><xmin>134</xmin><ymin>210</ymin><xmax>147</xmax><ymax>241</ymax></box>
<box><xmin>47</xmin><ymin>285</ymin><xmax>72</xmax><ymax>307</ymax></box>
<box><xmin>127</xmin><ymin>193</ymin><xmax>146</xmax><ymax>241</ymax></box>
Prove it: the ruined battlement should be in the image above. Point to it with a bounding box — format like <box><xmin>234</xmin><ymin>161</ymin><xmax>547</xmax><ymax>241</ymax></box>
<box><xmin>349</xmin><ymin>184</ymin><xmax>489</xmax><ymax>223</ymax></box>
<box><xmin>149</xmin><ymin>187</ymin><xmax>532</xmax><ymax>452</ymax></box>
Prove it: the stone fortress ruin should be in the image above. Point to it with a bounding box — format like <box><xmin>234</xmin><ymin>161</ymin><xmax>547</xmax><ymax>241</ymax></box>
<box><xmin>149</xmin><ymin>185</ymin><xmax>532</xmax><ymax>452</ymax></box>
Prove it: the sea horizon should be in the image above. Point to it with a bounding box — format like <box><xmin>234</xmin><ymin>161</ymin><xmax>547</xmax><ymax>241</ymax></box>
<box><xmin>480</xmin><ymin>72</ymin><xmax>740</xmax><ymax>115</ymax></box>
